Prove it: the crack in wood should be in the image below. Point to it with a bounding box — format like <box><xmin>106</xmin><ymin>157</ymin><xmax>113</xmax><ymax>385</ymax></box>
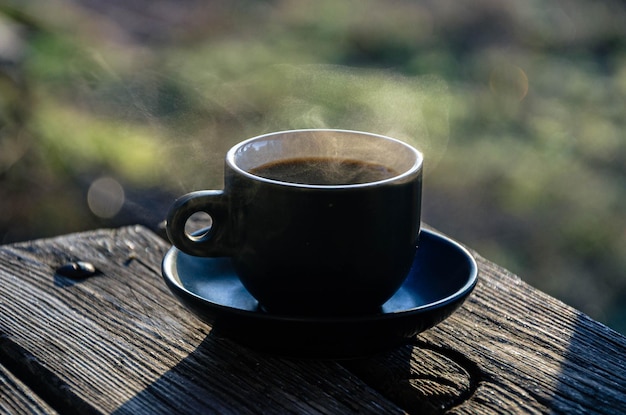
<box><xmin>0</xmin><ymin>337</ymin><xmax>101</xmax><ymax>415</ymax></box>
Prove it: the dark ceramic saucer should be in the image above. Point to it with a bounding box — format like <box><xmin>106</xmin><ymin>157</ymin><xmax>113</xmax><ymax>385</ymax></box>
<box><xmin>161</xmin><ymin>229</ymin><xmax>478</xmax><ymax>359</ymax></box>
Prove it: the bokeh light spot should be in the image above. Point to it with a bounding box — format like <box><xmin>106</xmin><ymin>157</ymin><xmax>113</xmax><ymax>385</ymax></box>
<box><xmin>489</xmin><ymin>63</ymin><xmax>529</xmax><ymax>102</ymax></box>
<box><xmin>87</xmin><ymin>177</ymin><xmax>125</xmax><ymax>218</ymax></box>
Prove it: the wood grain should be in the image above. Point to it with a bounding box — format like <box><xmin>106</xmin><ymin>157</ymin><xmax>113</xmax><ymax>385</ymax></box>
<box><xmin>1</xmin><ymin>225</ymin><xmax>625</xmax><ymax>414</ymax></box>
<box><xmin>0</xmin><ymin>226</ymin><xmax>402</xmax><ymax>414</ymax></box>
<box><xmin>1</xmin><ymin>363</ymin><xmax>57</xmax><ymax>415</ymax></box>
<box><xmin>346</xmin><ymin>255</ymin><xmax>626</xmax><ymax>413</ymax></box>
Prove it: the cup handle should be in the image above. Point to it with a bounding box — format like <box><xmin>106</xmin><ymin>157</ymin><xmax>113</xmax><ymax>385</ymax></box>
<box><xmin>166</xmin><ymin>190</ymin><xmax>233</xmax><ymax>257</ymax></box>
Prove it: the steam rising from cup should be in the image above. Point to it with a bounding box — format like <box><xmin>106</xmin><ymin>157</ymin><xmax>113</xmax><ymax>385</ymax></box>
<box><xmin>71</xmin><ymin>60</ymin><xmax>450</xmax><ymax>194</ymax></box>
<box><xmin>225</xmin><ymin>65</ymin><xmax>450</xmax><ymax>174</ymax></box>
<box><xmin>156</xmin><ymin>64</ymin><xmax>451</xmax><ymax>192</ymax></box>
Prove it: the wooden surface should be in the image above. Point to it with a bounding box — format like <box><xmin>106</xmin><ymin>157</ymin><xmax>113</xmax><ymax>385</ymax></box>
<box><xmin>0</xmin><ymin>225</ymin><xmax>625</xmax><ymax>414</ymax></box>
<box><xmin>1</xmin><ymin>362</ymin><xmax>58</xmax><ymax>415</ymax></box>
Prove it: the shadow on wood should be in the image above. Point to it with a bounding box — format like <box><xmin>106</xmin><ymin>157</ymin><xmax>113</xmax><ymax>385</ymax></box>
<box><xmin>1</xmin><ymin>225</ymin><xmax>625</xmax><ymax>414</ymax></box>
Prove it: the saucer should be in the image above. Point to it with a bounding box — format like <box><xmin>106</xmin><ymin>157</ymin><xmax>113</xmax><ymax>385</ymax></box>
<box><xmin>161</xmin><ymin>229</ymin><xmax>478</xmax><ymax>359</ymax></box>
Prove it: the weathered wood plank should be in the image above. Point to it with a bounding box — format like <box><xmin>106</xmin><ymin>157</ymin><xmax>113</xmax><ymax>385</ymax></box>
<box><xmin>0</xmin><ymin>226</ymin><xmax>405</xmax><ymax>414</ymax></box>
<box><xmin>344</xmin><ymin>251</ymin><xmax>626</xmax><ymax>414</ymax></box>
<box><xmin>1</xmin><ymin>225</ymin><xmax>625</xmax><ymax>414</ymax></box>
<box><xmin>0</xmin><ymin>362</ymin><xmax>57</xmax><ymax>415</ymax></box>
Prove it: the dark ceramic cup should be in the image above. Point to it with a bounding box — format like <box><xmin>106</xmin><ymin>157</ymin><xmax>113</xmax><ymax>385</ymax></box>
<box><xmin>166</xmin><ymin>129</ymin><xmax>423</xmax><ymax>316</ymax></box>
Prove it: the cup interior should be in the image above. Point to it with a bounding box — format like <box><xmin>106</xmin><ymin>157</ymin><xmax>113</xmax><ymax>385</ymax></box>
<box><xmin>228</xmin><ymin>129</ymin><xmax>422</xmax><ymax>186</ymax></box>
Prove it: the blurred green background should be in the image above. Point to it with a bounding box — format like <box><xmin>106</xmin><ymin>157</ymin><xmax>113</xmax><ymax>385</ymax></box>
<box><xmin>1</xmin><ymin>0</ymin><xmax>624</xmax><ymax>333</ymax></box>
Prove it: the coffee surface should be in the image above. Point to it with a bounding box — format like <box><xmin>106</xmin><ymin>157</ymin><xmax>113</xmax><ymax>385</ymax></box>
<box><xmin>250</xmin><ymin>157</ymin><xmax>398</xmax><ymax>185</ymax></box>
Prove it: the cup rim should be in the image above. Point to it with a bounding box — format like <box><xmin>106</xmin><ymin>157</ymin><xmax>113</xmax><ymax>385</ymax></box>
<box><xmin>226</xmin><ymin>129</ymin><xmax>423</xmax><ymax>189</ymax></box>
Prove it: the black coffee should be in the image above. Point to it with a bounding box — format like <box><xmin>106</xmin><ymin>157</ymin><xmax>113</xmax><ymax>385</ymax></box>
<box><xmin>250</xmin><ymin>157</ymin><xmax>399</xmax><ymax>185</ymax></box>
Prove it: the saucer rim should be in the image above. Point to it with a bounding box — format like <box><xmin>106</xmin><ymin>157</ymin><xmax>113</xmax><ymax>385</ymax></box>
<box><xmin>162</xmin><ymin>228</ymin><xmax>478</xmax><ymax>323</ymax></box>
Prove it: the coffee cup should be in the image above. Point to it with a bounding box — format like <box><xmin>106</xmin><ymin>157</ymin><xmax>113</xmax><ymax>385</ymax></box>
<box><xmin>166</xmin><ymin>129</ymin><xmax>423</xmax><ymax>316</ymax></box>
